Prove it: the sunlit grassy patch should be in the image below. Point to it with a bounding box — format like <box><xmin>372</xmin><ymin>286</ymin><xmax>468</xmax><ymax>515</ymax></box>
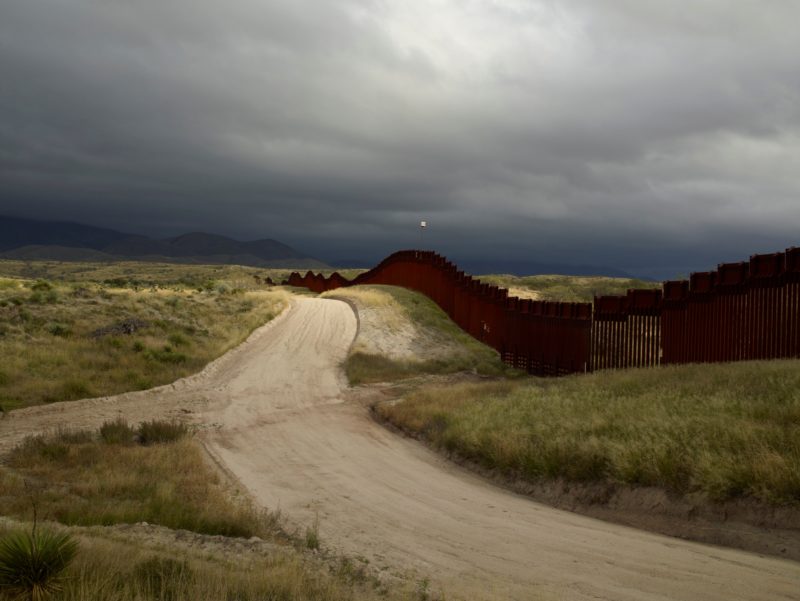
<box><xmin>0</xmin><ymin>274</ymin><xmax>288</xmax><ymax>410</ymax></box>
<box><xmin>478</xmin><ymin>274</ymin><xmax>658</xmax><ymax>302</ymax></box>
<box><xmin>0</xmin><ymin>426</ymin><xmax>277</xmax><ymax>538</ymax></box>
<box><xmin>378</xmin><ymin>359</ymin><xmax>800</xmax><ymax>505</ymax></box>
<box><xmin>325</xmin><ymin>285</ymin><xmax>514</xmax><ymax>385</ymax></box>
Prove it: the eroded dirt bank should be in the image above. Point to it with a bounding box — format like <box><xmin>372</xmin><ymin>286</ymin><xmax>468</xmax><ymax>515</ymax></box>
<box><xmin>2</xmin><ymin>297</ymin><xmax>798</xmax><ymax>600</ymax></box>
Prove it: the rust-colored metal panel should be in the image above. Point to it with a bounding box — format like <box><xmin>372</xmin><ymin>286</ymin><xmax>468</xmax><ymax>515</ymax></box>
<box><xmin>750</xmin><ymin>252</ymin><xmax>785</xmax><ymax>279</ymax></box>
<box><xmin>287</xmin><ymin>244</ymin><xmax>799</xmax><ymax>376</ymax></box>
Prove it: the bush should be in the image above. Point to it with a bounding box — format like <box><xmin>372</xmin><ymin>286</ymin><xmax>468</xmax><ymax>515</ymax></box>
<box><xmin>137</xmin><ymin>420</ymin><xmax>189</xmax><ymax>445</ymax></box>
<box><xmin>145</xmin><ymin>347</ymin><xmax>188</xmax><ymax>364</ymax></box>
<box><xmin>103</xmin><ymin>278</ymin><xmax>129</xmax><ymax>288</ymax></box>
<box><xmin>0</xmin><ymin>528</ymin><xmax>79</xmax><ymax>600</ymax></box>
<box><xmin>46</xmin><ymin>323</ymin><xmax>71</xmax><ymax>338</ymax></box>
<box><xmin>99</xmin><ymin>418</ymin><xmax>136</xmax><ymax>445</ymax></box>
<box><xmin>28</xmin><ymin>290</ymin><xmax>58</xmax><ymax>305</ymax></box>
<box><xmin>167</xmin><ymin>333</ymin><xmax>188</xmax><ymax>347</ymax></box>
<box><xmin>30</xmin><ymin>280</ymin><xmax>53</xmax><ymax>292</ymax></box>
<box><xmin>61</xmin><ymin>380</ymin><xmax>92</xmax><ymax>400</ymax></box>
<box><xmin>11</xmin><ymin>430</ymin><xmax>93</xmax><ymax>464</ymax></box>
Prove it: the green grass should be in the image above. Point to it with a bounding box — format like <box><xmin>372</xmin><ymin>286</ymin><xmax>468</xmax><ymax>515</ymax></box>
<box><xmin>325</xmin><ymin>285</ymin><xmax>515</xmax><ymax>385</ymax></box>
<box><xmin>29</xmin><ymin>532</ymin><xmax>402</xmax><ymax>601</ymax></box>
<box><xmin>0</xmin><ymin>520</ymin><xmax>412</xmax><ymax>601</ymax></box>
<box><xmin>0</xmin><ymin>424</ymin><xmax>424</xmax><ymax>601</ymax></box>
<box><xmin>0</xmin><ymin>274</ymin><xmax>288</xmax><ymax>410</ymax></box>
<box><xmin>377</xmin><ymin>359</ymin><xmax>800</xmax><ymax>505</ymax></box>
<box><xmin>344</xmin><ymin>352</ymin><xmax>506</xmax><ymax>386</ymax></box>
<box><xmin>0</xmin><ymin>260</ymin><xmax>290</xmax><ymax>290</ymax></box>
<box><xmin>478</xmin><ymin>273</ymin><xmax>658</xmax><ymax>302</ymax></box>
<box><xmin>0</xmin><ymin>259</ymin><xmax>365</xmax><ymax>291</ymax></box>
<box><xmin>0</xmin><ymin>426</ymin><xmax>277</xmax><ymax>539</ymax></box>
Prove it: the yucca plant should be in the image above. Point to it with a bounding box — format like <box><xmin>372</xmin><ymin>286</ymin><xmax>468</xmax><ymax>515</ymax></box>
<box><xmin>0</xmin><ymin>528</ymin><xmax>78</xmax><ymax>601</ymax></box>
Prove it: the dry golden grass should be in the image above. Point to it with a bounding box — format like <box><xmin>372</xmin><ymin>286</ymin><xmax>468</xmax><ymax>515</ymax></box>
<box><xmin>0</xmin><ymin>260</ymin><xmax>293</xmax><ymax>289</ymax></box>
<box><xmin>0</xmin><ymin>259</ymin><xmax>366</xmax><ymax>289</ymax></box>
<box><xmin>51</xmin><ymin>534</ymin><xmax>391</xmax><ymax>601</ymax></box>
<box><xmin>325</xmin><ymin>285</ymin><xmax>515</xmax><ymax>385</ymax></box>
<box><xmin>0</xmin><ymin>275</ymin><xmax>288</xmax><ymax>410</ymax></box>
<box><xmin>0</xmin><ymin>425</ymin><xmax>424</xmax><ymax>601</ymax></box>
<box><xmin>479</xmin><ymin>273</ymin><xmax>658</xmax><ymax>302</ymax></box>
<box><xmin>0</xmin><ymin>427</ymin><xmax>277</xmax><ymax>539</ymax></box>
<box><xmin>0</xmin><ymin>516</ymin><xmax>411</xmax><ymax>601</ymax></box>
<box><xmin>378</xmin><ymin>359</ymin><xmax>800</xmax><ymax>506</ymax></box>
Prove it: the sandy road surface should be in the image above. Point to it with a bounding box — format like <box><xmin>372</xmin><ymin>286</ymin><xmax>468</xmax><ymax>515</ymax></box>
<box><xmin>2</xmin><ymin>297</ymin><xmax>799</xmax><ymax>600</ymax></box>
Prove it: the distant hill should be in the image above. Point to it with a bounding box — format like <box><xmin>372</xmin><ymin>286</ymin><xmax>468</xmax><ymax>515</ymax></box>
<box><xmin>0</xmin><ymin>215</ymin><xmax>328</xmax><ymax>269</ymax></box>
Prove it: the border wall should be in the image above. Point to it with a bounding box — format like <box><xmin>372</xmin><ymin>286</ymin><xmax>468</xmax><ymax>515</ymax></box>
<box><xmin>285</xmin><ymin>246</ymin><xmax>800</xmax><ymax>376</ymax></box>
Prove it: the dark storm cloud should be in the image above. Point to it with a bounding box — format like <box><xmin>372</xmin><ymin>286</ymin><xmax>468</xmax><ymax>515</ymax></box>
<box><xmin>2</xmin><ymin>0</ymin><xmax>800</xmax><ymax>277</ymax></box>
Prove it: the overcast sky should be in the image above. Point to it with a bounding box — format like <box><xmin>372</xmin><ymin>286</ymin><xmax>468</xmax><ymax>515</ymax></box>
<box><xmin>2</xmin><ymin>1</ymin><xmax>799</xmax><ymax>278</ymax></box>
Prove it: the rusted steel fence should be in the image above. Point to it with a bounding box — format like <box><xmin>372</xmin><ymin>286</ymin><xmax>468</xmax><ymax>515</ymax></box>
<box><xmin>286</xmin><ymin>250</ymin><xmax>592</xmax><ymax>375</ymax></box>
<box><xmin>591</xmin><ymin>247</ymin><xmax>800</xmax><ymax>369</ymax></box>
<box><xmin>286</xmin><ymin>246</ymin><xmax>800</xmax><ymax>375</ymax></box>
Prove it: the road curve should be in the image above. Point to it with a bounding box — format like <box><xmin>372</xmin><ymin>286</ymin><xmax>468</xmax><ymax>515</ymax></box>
<box><xmin>201</xmin><ymin>297</ymin><xmax>799</xmax><ymax>601</ymax></box>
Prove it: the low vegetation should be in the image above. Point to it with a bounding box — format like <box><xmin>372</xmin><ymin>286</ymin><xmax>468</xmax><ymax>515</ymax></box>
<box><xmin>0</xmin><ymin>525</ymin><xmax>399</xmax><ymax>601</ymax></box>
<box><xmin>377</xmin><ymin>359</ymin><xmax>800</xmax><ymax>506</ymax></box>
<box><xmin>323</xmin><ymin>286</ymin><xmax>514</xmax><ymax>385</ymax></box>
<box><xmin>0</xmin><ymin>526</ymin><xmax>78</xmax><ymax>600</ymax></box>
<box><xmin>0</xmin><ymin>259</ymin><xmax>365</xmax><ymax>289</ymax></box>
<box><xmin>0</xmin><ymin>273</ymin><xmax>288</xmax><ymax>410</ymax></box>
<box><xmin>0</xmin><ymin>422</ymin><xmax>278</xmax><ymax>538</ymax></box>
<box><xmin>478</xmin><ymin>273</ymin><xmax>658</xmax><ymax>302</ymax></box>
<box><xmin>0</xmin><ymin>422</ymin><xmax>419</xmax><ymax>600</ymax></box>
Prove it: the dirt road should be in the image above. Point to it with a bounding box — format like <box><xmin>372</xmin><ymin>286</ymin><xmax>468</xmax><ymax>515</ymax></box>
<box><xmin>3</xmin><ymin>297</ymin><xmax>798</xmax><ymax>600</ymax></box>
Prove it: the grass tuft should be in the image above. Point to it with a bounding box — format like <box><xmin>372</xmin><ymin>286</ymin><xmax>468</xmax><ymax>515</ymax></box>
<box><xmin>137</xmin><ymin>420</ymin><xmax>189</xmax><ymax>445</ymax></box>
<box><xmin>99</xmin><ymin>418</ymin><xmax>136</xmax><ymax>445</ymax></box>
<box><xmin>304</xmin><ymin>515</ymin><xmax>321</xmax><ymax>551</ymax></box>
<box><xmin>133</xmin><ymin>556</ymin><xmax>193</xmax><ymax>601</ymax></box>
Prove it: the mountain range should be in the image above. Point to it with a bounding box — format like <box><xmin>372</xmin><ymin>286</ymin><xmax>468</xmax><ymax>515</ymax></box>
<box><xmin>0</xmin><ymin>215</ymin><xmax>328</xmax><ymax>269</ymax></box>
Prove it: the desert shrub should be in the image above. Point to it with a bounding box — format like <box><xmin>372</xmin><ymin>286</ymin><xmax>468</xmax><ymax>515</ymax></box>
<box><xmin>145</xmin><ymin>347</ymin><xmax>188</xmax><ymax>364</ymax></box>
<box><xmin>30</xmin><ymin>280</ymin><xmax>53</xmax><ymax>292</ymax></box>
<box><xmin>137</xmin><ymin>420</ymin><xmax>189</xmax><ymax>445</ymax></box>
<box><xmin>131</xmin><ymin>341</ymin><xmax>145</xmax><ymax>352</ymax></box>
<box><xmin>11</xmin><ymin>430</ymin><xmax>93</xmax><ymax>464</ymax></box>
<box><xmin>0</xmin><ymin>528</ymin><xmax>79</xmax><ymax>600</ymax></box>
<box><xmin>0</xmin><ymin>370</ymin><xmax>9</xmax><ymax>386</ymax></box>
<box><xmin>100</xmin><ymin>418</ymin><xmax>136</xmax><ymax>445</ymax></box>
<box><xmin>167</xmin><ymin>333</ymin><xmax>188</xmax><ymax>347</ymax></box>
<box><xmin>103</xmin><ymin>278</ymin><xmax>129</xmax><ymax>288</ymax></box>
<box><xmin>61</xmin><ymin>380</ymin><xmax>93</xmax><ymax>400</ymax></box>
<box><xmin>52</xmin><ymin>428</ymin><xmax>94</xmax><ymax>445</ymax></box>
<box><xmin>46</xmin><ymin>323</ymin><xmax>71</xmax><ymax>338</ymax></box>
<box><xmin>28</xmin><ymin>289</ymin><xmax>58</xmax><ymax>305</ymax></box>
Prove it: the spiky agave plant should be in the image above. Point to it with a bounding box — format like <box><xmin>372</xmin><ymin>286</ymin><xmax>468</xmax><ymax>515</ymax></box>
<box><xmin>0</xmin><ymin>528</ymin><xmax>78</xmax><ymax>601</ymax></box>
